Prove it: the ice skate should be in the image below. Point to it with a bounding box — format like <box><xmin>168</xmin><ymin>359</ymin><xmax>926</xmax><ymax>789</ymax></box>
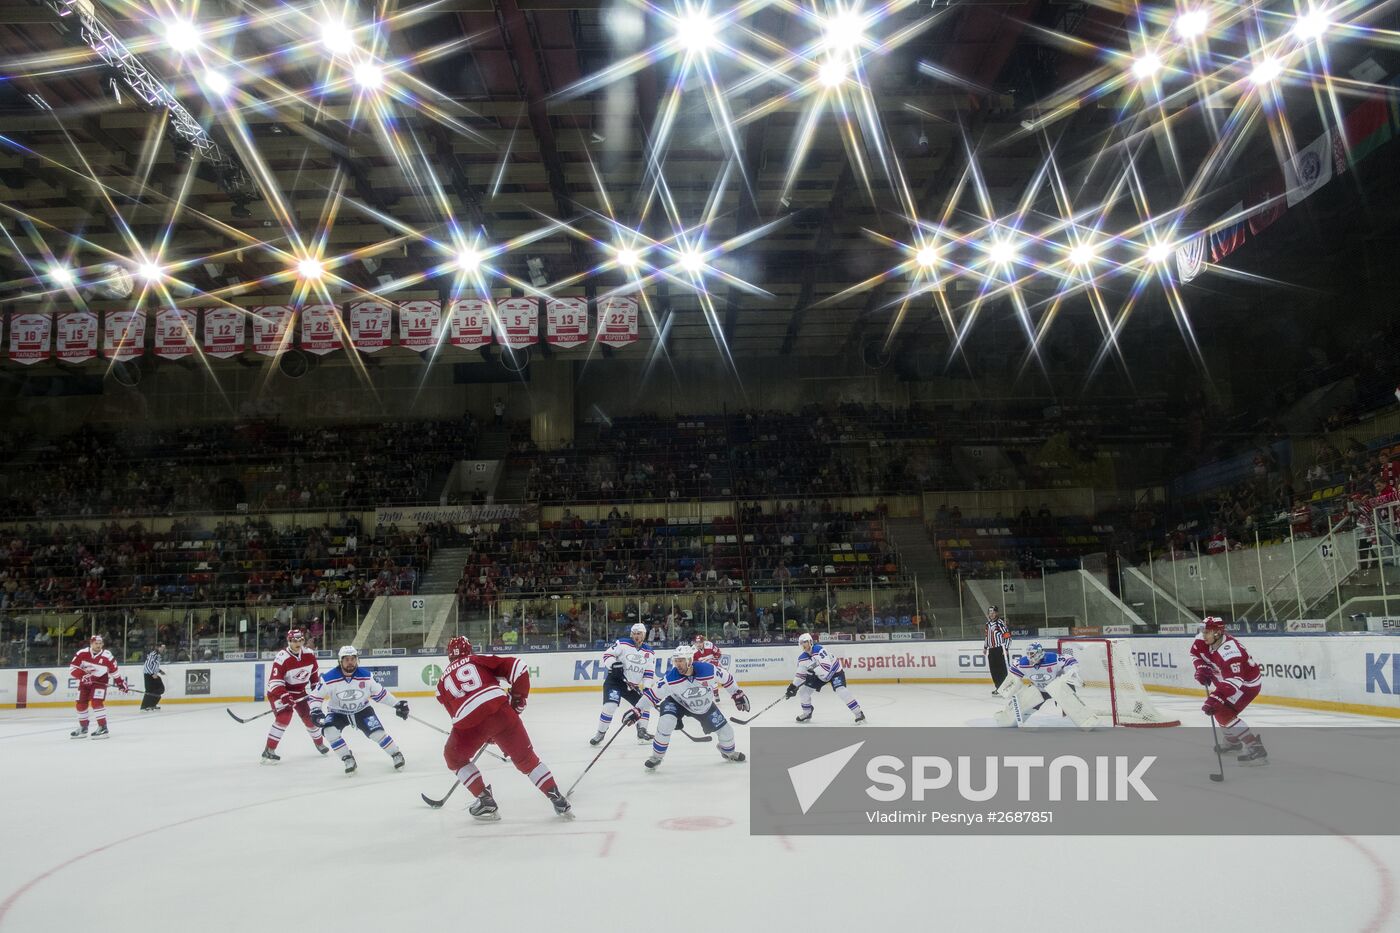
<box><xmin>470</xmin><ymin>787</ymin><xmax>500</xmax><ymax>821</ymax></box>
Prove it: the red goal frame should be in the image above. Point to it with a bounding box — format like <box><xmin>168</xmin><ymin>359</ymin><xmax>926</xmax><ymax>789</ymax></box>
<box><xmin>1058</xmin><ymin>637</ymin><xmax>1181</xmax><ymax>728</ymax></box>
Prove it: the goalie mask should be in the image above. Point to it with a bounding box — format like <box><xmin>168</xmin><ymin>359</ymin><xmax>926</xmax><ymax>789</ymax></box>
<box><xmin>1026</xmin><ymin>642</ymin><xmax>1046</xmax><ymax>665</ymax></box>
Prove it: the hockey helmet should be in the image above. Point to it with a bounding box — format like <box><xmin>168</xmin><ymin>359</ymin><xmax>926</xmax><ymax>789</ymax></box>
<box><xmin>286</xmin><ymin>628</ymin><xmax>307</xmax><ymax>644</ymax></box>
<box><xmin>629</xmin><ymin>622</ymin><xmax>647</xmax><ymax>639</ymax></box>
<box><xmin>798</xmin><ymin>632</ymin><xmax>814</xmax><ymax>647</ymax></box>
<box><xmin>1202</xmin><ymin>616</ymin><xmax>1226</xmax><ymax>632</ymax></box>
<box><xmin>337</xmin><ymin>645</ymin><xmax>359</xmax><ymax>659</ymax></box>
<box><xmin>89</xmin><ymin>634</ymin><xmax>104</xmax><ymax>646</ymax></box>
<box><xmin>446</xmin><ymin>635</ymin><xmax>473</xmax><ymax>661</ymax></box>
<box><xmin>1026</xmin><ymin>642</ymin><xmax>1046</xmax><ymax>665</ymax></box>
<box><xmin>671</xmin><ymin>644</ymin><xmax>696</xmax><ymax>664</ymax></box>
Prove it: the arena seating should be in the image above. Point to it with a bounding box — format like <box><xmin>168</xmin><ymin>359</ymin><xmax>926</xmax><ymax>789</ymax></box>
<box><xmin>932</xmin><ymin>516</ymin><xmax>1111</xmax><ymax>579</ymax></box>
<box><xmin>0</xmin><ymin>418</ymin><xmax>478</xmax><ymax>519</ymax></box>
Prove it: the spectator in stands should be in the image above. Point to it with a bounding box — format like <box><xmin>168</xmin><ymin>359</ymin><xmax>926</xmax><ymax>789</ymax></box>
<box><xmin>494</xmin><ymin>398</ymin><xmax>505</xmax><ymax>426</ymax></box>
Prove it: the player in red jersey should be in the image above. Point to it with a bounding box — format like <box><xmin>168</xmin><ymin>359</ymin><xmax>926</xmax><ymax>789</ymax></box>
<box><xmin>261</xmin><ymin>629</ymin><xmax>328</xmax><ymax>764</ymax></box>
<box><xmin>692</xmin><ymin>633</ymin><xmax>726</xmax><ymax>703</ymax></box>
<box><xmin>435</xmin><ymin>635</ymin><xmax>572</xmax><ymax>821</ymax></box>
<box><xmin>1192</xmin><ymin>617</ymin><xmax>1266</xmax><ymax>765</ymax></box>
<box><xmin>69</xmin><ymin>634</ymin><xmax>128</xmax><ymax>739</ymax></box>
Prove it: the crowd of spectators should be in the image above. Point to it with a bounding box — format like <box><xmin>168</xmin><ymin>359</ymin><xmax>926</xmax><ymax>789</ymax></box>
<box><xmin>452</xmin><ymin>502</ymin><xmax>900</xmax><ymax>611</ymax></box>
<box><xmin>0</xmin><ymin>417</ymin><xmax>477</xmax><ymax>519</ymax></box>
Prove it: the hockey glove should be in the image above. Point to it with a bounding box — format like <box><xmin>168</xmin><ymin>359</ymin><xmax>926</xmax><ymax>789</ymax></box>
<box><xmin>609</xmin><ymin>662</ymin><xmax>624</xmax><ymax>674</ymax></box>
<box><xmin>620</xmin><ymin>708</ymin><xmax>642</xmax><ymax>727</ymax></box>
<box><xmin>732</xmin><ymin>690</ymin><xmax>751</xmax><ymax>713</ymax></box>
<box><xmin>783</xmin><ymin>683</ymin><xmax>798</xmax><ymax>699</ymax></box>
<box><xmin>510</xmin><ymin>693</ymin><xmax>527</xmax><ymax>713</ymax></box>
<box><xmin>113</xmin><ymin>676</ymin><xmax>131</xmax><ymax>694</ymax></box>
<box><xmin>80</xmin><ymin>675</ymin><xmax>95</xmax><ymax>687</ymax></box>
<box><xmin>394</xmin><ymin>700</ymin><xmax>409</xmax><ymax>720</ymax></box>
<box><xmin>1194</xmin><ymin>670</ymin><xmax>1214</xmax><ymax>687</ymax></box>
<box><xmin>316</xmin><ymin>713</ymin><xmax>337</xmax><ymax>730</ymax></box>
<box><xmin>1201</xmin><ymin>694</ymin><xmax>1226</xmax><ymax>719</ymax></box>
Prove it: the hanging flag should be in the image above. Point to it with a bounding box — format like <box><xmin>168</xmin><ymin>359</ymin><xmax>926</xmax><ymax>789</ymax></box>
<box><xmin>1245</xmin><ymin>169</ymin><xmax>1286</xmax><ymax>236</ymax></box>
<box><xmin>447</xmin><ymin>298</ymin><xmax>492</xmax><ymax>349</ymax></box>
<box><xmin>496</xmin><ymin>297</ymin><xmax>538</xmax><ymax>349</ymax></box>
<box><xmin>1175</xmin><ymin>234</ymin><xmax>1206</xmax><ymax>283</ymax></box>
<box><xmin>153</xmin><ymin>308</ymin><xmax>197</xmax><ymax>360</ymax></box>
<box><xmin>103</xmin><ymin>310</ymin><xmax>146</xmax><ymax>361</ymax></box>
<box><xmin>1283</xmin><ymin>129</ymin><xmax>1334</xmax><ymax>206</ymax></box>
<box><xmin>1339</xmin><ymin>94</ymin><xmax>1394</xmax><ymax>166</ymax></box>
<box><xmin>8</xmin><ymin>312</ymin><xmax>52</xmax><ymax>364</ymax></box>
<box><xmin>597</xmin><ymin>295</ymin><xmax>639</xmax><ymax>347</ymax></box>
<box><xmin>399</xmin><ymin>299</ymin><xmax>441</xmax><ymax>351</ymax></box>
<box><xmin>56</xmin><ymin>310</ymin><xmax>98</xmax><ymax>363</ymax></box>
<box><xmin>546</xmin><ymin>297</ymin><xmax>588</xmax><ymax>348</ymax></box>
<box><xmin>348</xmin><ymin>300</ymin><xmax>392</xmax><ymax>352</ymax></box>
<box><xmin>1208</xmin><ymin>204</ymin><xmax>1248</xmax><ymax>263</ymax></box>
<box><xmin>203</xmin><ymin>307</ymin><xmax>246</xmax><ymax>358</ymax></box>
<box><xmin>251</xmin><ymin>305</ymin><xmax>294</xmax><ymax>356</ymax></box>
<box><xmin>300</xmin><ymin>303</ymin><xmax>342</xmax><ymax>355</ymax></box>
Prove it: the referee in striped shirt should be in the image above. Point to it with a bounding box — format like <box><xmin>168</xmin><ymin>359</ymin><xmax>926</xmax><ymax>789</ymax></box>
<box><xmin>140</xmin><ymin>644</ymin><xmax>166</xmax><ymax>711</ymax></box>
<box><xmin>983</xmin><ymin>606</ymin><xmax>1011</xmax><ymax>695</ymax></box>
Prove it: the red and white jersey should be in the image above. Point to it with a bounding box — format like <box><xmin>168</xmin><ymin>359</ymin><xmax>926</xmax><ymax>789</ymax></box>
<box><xmin>69</xmin><ymin>648</ymin><xmax>118</xmax><ymax>685</ymax></box>
<box><xmin>267</xmin><ymin>648</ymin><xmax>321</xmax><ymax>705</ymax></box>
<box><xmin>693</xmin><ymin>640</ymin><xmax>723</xmax><ymax>667</ymax></box>
<box><xmin>435</xmin><ymin>654</ymin><xmax>529</xmax><ymax>728</ymax></box>
<box><xmin>1190</xmin><ymin>634</ymin><xmax>1261</xmax><ymax>693</ymax></box>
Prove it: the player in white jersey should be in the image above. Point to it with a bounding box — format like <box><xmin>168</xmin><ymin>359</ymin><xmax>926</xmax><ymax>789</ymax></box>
<box><xmin>784</xmin><ymin>633</ymin><xmax>865</xmax><ymax>724</ymax></box>
<box><xmin>310</xmin><ymin>646</ymin><xmax>409</xmax><ymax>773</ymax></box>
<box><xmin>994</xmin><ymin>642</ymin><xmax>1096</xmax><ymax>727</ymax></box>
<box><xmin>636</xmin><ymin>645</ymin><xmax>749</xmax><ymax>770</ymax></box>
<box><xmin>591</xmin><ymin>623</ymin><xmax>657</xmax><ymax>745</ymax></box>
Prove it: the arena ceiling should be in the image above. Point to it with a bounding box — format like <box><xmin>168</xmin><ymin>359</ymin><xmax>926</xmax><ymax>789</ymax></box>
<box><xmin>0</xmin><ymin>0</ymin><xmax>1395</xmax><ymax>371</ymax></box>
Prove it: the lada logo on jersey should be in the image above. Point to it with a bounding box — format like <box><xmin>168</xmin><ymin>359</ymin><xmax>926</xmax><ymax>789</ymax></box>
<box><xmin>421</xmin><ymin>664</ymin><xmax>443</xmax><ymax>686</ymax></box>
<box><xmin>681</xmin><ymin>684</ymin><xmax>708</xmax><ymax>701</ymax></box>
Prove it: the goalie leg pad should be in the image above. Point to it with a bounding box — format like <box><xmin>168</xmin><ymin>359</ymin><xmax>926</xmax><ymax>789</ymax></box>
<box><xmin>1046</xmin><ymin>677</ymin><xmax>1102</xmax><ymax>729</ymax></box>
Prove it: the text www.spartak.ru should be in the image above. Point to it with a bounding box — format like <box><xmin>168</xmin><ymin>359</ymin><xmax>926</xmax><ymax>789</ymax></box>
<box><xmin>837</xmin><ymin>653</ymin><xmax>938</xmax><ymax>671</ymax></box>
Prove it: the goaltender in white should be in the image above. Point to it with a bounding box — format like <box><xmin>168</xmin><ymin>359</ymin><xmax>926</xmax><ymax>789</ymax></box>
<box><xmin>994</xmin><ymin>642</ymin><xmax>1100</xmax><ymax>728</ymax></box>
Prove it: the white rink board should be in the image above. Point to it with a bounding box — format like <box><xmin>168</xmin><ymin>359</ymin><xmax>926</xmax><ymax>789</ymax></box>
<box><xmin>3</xmin><ymin>635</ymin><xmax>1400</xmax><ymax>717</ymax></box>
<box><xmin>0</xmin><ymin>687</ymin><xmax>1398</xmax><ymax>933</ymax></box>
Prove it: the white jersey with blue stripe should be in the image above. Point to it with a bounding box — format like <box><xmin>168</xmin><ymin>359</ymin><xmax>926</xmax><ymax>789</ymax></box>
<box><xmin>310</xmin><ymin>666</ymin><xmax>399</xmax><ymax>716</ymax></box>
<box><xmin>791</xmin><ymin>644</ymin><xmax>842</xmax><ymax>686</ymax></box>
<box><xmin>602</xmin><ymin>638</ymin><xmax>656</xmax><ymax>689</ymax></box>
<box><xmin>645</xmin><ymin>661</ymin><xmax>738</xmax><ymax>715</ymax></box>
<box><xmin>1008</xmin><ymin>651</ymin><xmax>1078</xmax><ymax>692</ymax></box>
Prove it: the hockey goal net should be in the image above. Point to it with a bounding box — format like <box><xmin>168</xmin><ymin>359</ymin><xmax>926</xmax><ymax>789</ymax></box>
<box><xmin>1057</xmin><ymin>638</ymin><xmax>1180</xmax><ymax>728</ymax></box>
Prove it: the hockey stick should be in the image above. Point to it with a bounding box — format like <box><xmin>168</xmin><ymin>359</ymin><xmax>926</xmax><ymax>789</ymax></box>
<box><xmin>729</xmin><ymin>694</ymin><xmax>787</xmax><ymax>726</ymax></box>
<box><xmin>226</xmin><ymin>707</ymin><xmax>276</xmax><ymax>724</ymax></box>
<box><xmin>1207</xmin><ymin>711</ymin><xmax>1225</xmax><ymax>783</ymax></box>
<box><xmin>566</xmin><ymin>723</ymin><xmax>630</xmax><ymax>798</ymax></box>
<box><xmin>677</xmin><ymin>724</ymin><xmax>713</xmax><ymax>742</ymax></box>
<box><xmin>407</xmin><ymin>713</ymin><xmax>510</xmax><ymax>762</ymax></box>
<box><xmin>422</xmin><ymin>746</ymin><xmax>493</xmax><ymax>809</ymax></box>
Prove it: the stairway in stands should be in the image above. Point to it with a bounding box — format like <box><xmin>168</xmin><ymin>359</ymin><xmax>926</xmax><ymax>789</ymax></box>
<box><xmin>885</xmin><ymin>517</ymin><xmax>963</xmax><ymax>624</ymax></box>
<box><xmin>420</xmin><ymin>547</ymin><xmax>471</xmax><ymax>595</ymax></box>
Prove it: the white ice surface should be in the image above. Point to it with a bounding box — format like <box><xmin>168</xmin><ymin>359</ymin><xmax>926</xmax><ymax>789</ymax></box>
<box><xmin>1</xmin><ymin>684</ymin><xmax>1396</xmax><ymax>933</ymax></box>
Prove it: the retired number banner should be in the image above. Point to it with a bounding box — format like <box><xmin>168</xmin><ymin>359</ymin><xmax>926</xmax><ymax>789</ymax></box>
<box><xmin>496</xmin><ymin>297</ymin><xmax>538</xmax><ymax>349</ymax></box>
<box><xmin>9</xmin><ymin>312</ymin><xmax>52</xmax><ymax>364</ymax></box>
<box><xmin>251</xmin><ymin>305</ymin><xmax>294</xmax><ymax>356</ymax></box>
<box><xmin>56</xmin><ymin>310</ymin><xmax>98</xmax><ymax>363</ymax></box>
<box><xmin>447</xmin><ymin>298</ymin><xmax>492</xmax><ymax>349</ymax></box>
<box><xmin>203</xmin><ymin>308</ymin><xmax>246</xmax><ymax>358</ymax></box>
<box><xmin>103</xmin><ymin>310</ymin><xmax>146</xmax><ymax>361</ymax></box>
<box><xmin>597</xmin><ymin>295</ymin><xmax>638</xmax><ymax>347</ymax></box>
<box><xmin>153</xmin><ymin>308</ymin><xmax>197</xmax><ymax>360</ymax></box>
<box><xmin>348</xmin><ymin>300</ymin><xmax>392</xmax><ymax>352</ymax></box>
<box><xmin>546</xmin><ymin>297</ymin><xmax>588</xmax><ymax>348</ymax></box>
<box><xmin>399</xmin><ymin>300</ymin><xmax>441</xmax><ymax>351</ymax></box>
<box><xmin>300</xmin><ymin>303</ymin><xmax>342</xmax><ymax>355</ymax></box>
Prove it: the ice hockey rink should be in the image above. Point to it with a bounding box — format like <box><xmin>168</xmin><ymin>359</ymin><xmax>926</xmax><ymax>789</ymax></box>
<box><xmin>1</xmin><ymin>684</ymin><xmax>1396</xmax><ymax>933</ymax></box>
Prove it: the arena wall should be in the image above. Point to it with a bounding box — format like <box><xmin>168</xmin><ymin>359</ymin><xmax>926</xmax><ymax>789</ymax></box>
<box><xmin>4</xmin><ymin>635</ymin><xmax>1399</xmax><ymax>720</ymax></box>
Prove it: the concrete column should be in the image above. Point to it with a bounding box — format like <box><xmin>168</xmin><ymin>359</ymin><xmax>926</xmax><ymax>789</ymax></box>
<box><xmin>529</xmin><ymin>359</ymin><xmax>575</xmax><ymax>448</ymax></box>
